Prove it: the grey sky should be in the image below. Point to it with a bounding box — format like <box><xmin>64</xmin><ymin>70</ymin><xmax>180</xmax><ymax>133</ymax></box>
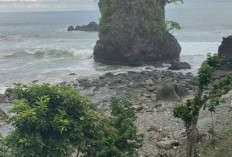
<box><xmin>0</xmin><ymin>0</ymin><xmax>230</xmax><ymax>12</ymax></box>
<box><xmin>0</xmin><ymin>0</ymin><xmax>99</xmax><ymax>12</ymax></box>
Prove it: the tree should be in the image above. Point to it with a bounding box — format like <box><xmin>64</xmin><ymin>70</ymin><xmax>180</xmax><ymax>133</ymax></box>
<box><xmin>5</xmin><ymin>83</ymin><xmax>113</xmax><ymax>157</ymax></box>
<box><xmin>3</xmin><ymin>84</ymin><xmax>143</xmax><ymax>157</ymax></box>
<box><xmin>93</xmin><ymin>98</ymin><xmax>144</xmax><ymax>157</ymax></box>
<box><xmin>173</xmin><ymin>54</ymin><xmax>232</xmax><ymax>157</ymax></box>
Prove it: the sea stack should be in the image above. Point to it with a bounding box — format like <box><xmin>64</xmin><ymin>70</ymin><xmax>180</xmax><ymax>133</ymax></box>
<box><xmin>94</xmin><ymin>0</ymin><xmax>181</xmax><ymax>66</ymax></box>
<box><xmin>218</xmin><ymin>35</ymin><xmax>232</xmax><ymax>59</ymax></box>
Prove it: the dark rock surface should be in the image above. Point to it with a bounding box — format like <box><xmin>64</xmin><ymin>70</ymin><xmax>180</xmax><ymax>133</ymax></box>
<box><xmin>218</xmin><ymin>35</ymin><xmax>232</xmax><ymax>59</ymax></box>
<box><xmin>169</xmin><ymin>61</ymin><xmax>191</xmax><ymax>70</ymax></box>
<box><xmin>75</xmin><ymin>22</ymin><xmax>98</xmax><ymax>32</ymax></box>
<box><xmin>94</xmin><ymin>33</ymin><xmax>181</xmax><ymax>66</ymax></box>
<box><xmin>67</xmin><ymin>26</ymin><xmax>75</xmax><ymax>31</ymax></box>
<box><xmin>73</xmin><ymin>70</ymin><xmax>195</xmax><ymax>106</ymax></box>
<box><xmin>94</xmin><ymin>0</ymin><xmax>181</xmax><ymax>66</ymax></box>
<box><xmin>0</xmin><ymin>94</ymin><xmax>6</xmax><ymax>104</ymax></box>
<box><xmin>156</xmin><ymin>84</ymin><xmax>188</xmax><ymax>101</ymax></box>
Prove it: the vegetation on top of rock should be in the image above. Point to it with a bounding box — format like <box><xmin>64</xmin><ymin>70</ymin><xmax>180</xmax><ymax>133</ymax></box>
<box><xmin>98</xmin><ymin>0</ymin><xmax>182</xmax><ymax>38</ymax></box>
<box><xmin>0</xmin><ymin>83</ymin><xmax>143</xmax><ymax>157</ymax></box>
<box><xmin>173</xmin><ymin>54</ymin><xmax>232</xmax><ymax>157</ymax></box>
<box><xmin>94</xmin><ymin>0</ymin><xmax>182</xmax><ymax>66</ymax></box>
<box><xmin>206</xmin><ymin>53</ymin><xmax>226</xmax><ymax>68</ymax></box>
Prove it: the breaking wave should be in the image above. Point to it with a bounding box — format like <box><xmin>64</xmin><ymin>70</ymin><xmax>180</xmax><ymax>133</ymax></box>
<box><xmin>5</xmin><ymin>48</ymin><xmax>93</xmax><ymax>60</ymax></box>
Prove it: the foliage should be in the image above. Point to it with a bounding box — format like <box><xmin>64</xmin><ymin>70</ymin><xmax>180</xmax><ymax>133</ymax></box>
<box><xmin>95</xmin><ymin>98</ymin><xmax>144</xmax><ymax>157</ymax></box>
<box><xmin>173</xmin><ymin>54</ymin><xmax>232</xmax><ymax>156</ymax></box>
<box><xmin>165</xmin><ymin>0</ymin><xmax>183</xmax><ymax>4</ymax></box>
<box><xmin>166</xmin><ymin>21</ymin><xmax>181</xmax><ymax>32</ymax></box>
<box><xmin>173</xmin><ymin>106</ymin><xmax>192</xmax><ymax>128</ymax></box>
<box><xmin>5</xmin><ymin>83</ymin><xmax>112</xmax><ymax>157</ymax></box>
<box><xmin>110</xmin><ymin>98</ymin><xmax>144</xmax><ymax>156</ymax></box>
<box><xmin>206</xmin><ymin>53</ymin><xmax>226</xmax><ymax>68</ymax></box>
<box><xmin>3</xmin><ymin>84</ymin><xmax>143</xmax><ymax>157</ymax></box>
<box><xmin>0</xmin><ymin>138</ymin><xmax>11</xmax><ymax>157</ymax></box>
<box><xmin>196</xmin><ymin>127</ymin><xmax>232</xmax><ymax>157</ymax></box>
<box><xmin>98</xmin><ymin>0</ymin><xmax>182</xmax><ymax>40</ymax></box>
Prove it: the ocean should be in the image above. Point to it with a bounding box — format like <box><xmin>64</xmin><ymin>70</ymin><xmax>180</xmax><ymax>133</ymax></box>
<box><xmin>1</xmin><ymin>0</ymin><xmax>232</xmax><ymax>93</ymax></box>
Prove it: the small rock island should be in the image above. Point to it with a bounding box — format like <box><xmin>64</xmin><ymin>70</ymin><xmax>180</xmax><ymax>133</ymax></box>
<box><xmin>93</xmin><ymin>0</ymin><xmax>181</xmax><ymax>66</ymax></box>
<box><xmin>67</xmin><ymin>22</ymin><xmax>98</xmax><ymax>32</ymax></box>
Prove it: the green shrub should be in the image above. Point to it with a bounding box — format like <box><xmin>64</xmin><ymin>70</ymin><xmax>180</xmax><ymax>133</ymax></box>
<box><xmin>3</xmin><ymin>84</ymin><xmax>143</xmax><ymax>157</ymax></box>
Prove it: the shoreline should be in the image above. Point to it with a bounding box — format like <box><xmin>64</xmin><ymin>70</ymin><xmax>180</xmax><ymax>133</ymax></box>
<box><xmin>1</xmin><ymin>69</ymin><xmax>232</xmax><ymax>156</ymax></box>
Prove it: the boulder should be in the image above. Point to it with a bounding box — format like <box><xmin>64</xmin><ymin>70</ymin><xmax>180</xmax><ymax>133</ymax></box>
<box><xmin>75</xmin><ymin>22</ymin><xmax>98</xmax><ymax>32</ymax></box>
<box><xmin>132</xmin><ymin>105</ymin><xmax>143</xmax><ymax>112</ymax></box>
<box><xmin>94</xmin><ymin>0</ymin><xmax>181</xmax><ymax>66</ymax></box>
<box><xmin>67</xmin><ymin>26</ymin><xmax>75</xmax><ymax>31</ymax></box>
<box><xmin>94</xmin><ymin>33</ymin><xmax>181</xmax><ymax>66</ymax></box>
<box><xmin>142</xmin><ymin>79</ymin><xmax>154</xmax><ymax>87</ymax></box>
<box><xmin>156</xmin><ymin>139</ymin><xmax>179</xmax><ymax>150</ymax></box>
<box><xmin>0</xmin><ymin>94</ymin><xmax>6</xmax><ymax>103</ymax></box>
<box><xmin>156</xmin><ymin>84</ymin><xmax>188</xmax><ymax>101</ymax></box>
<box><xmin>168</xmin><ymin>61</ymin><xmax>191</xmax><ymax>70</ymax></box>
<box><xmin>156</xmin><ymin>85</ymin><xmax>180</xmax><ymax>101</ymax></box>
<box><xmin>218</xmin><ymin>35</ymin><xmax>232</xmax><ymax>59</ymax></box>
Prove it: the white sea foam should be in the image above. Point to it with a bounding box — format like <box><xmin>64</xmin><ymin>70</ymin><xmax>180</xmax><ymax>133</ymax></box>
<box><xmin>0</xmin><ymin>87</ymin><xmax>8</xmax><ymax>94</ymax></box>
<box><xmin>22</xmin><ymin>48</ymin><xmax>93</xmax><ymax>59</ymax></box>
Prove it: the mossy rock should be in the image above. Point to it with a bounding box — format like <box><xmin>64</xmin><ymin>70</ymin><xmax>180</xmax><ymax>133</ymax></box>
<box><xmin>94</xmin><ymin>0</ymin><xmax>181</xmax><ymax>66</ymax></box>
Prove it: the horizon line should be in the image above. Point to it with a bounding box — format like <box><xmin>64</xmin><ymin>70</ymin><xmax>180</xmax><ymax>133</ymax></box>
<box><xmin>0</xmin><ymin>10</ymin><xmax>99</xmax><ymax>13</ymax></box>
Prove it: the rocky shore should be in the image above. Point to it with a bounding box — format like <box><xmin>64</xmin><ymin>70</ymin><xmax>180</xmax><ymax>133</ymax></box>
<box><xmin>67</xmin><ymin>22</ymin><xmax>98</xmax><ymax>32</ymax></box>
<box><xmin>1</xmin><ymin>69</ymin><xmax>232</xmax><ymax>156</ymax></box>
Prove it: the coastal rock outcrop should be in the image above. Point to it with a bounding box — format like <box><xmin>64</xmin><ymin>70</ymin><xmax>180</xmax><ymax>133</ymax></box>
<box><xmin>94</xmin><ymin>0</ymin><xmax>181</xmax><ymax>66</ymax></box>
<box><xmin>0</xmin><ymin>94</ymin><xmax>6</xmax><ymax>104</ymax></box>
<box><xmin>75</xmin><ymin>22</ymin><xmax>98</xmax><ymax>32</ymax></box>
<box><xmin>67</xmin><ymin>22</ymin><xmax>98</xmax><ymax>32</ymax></box>
<box><xmin>218</xmin><ymin>35</ymin><xmax>232</xmax><ymax>59</ymax></box>
<box><xmin>67</xmin><ymin>26</ymin><xmax>75</xmax><ymax>31</ymax></box>
<box><xmin>169</xmin><ymin>61</ymin><xmax>191</xmax><ymax>70</ymax></box>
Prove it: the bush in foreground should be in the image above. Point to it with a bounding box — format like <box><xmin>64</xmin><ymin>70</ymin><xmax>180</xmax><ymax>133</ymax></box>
<box><xmin>1</xmin><ymin>83</ymin><xmax>143</xmax><ymax>157</ymax></box>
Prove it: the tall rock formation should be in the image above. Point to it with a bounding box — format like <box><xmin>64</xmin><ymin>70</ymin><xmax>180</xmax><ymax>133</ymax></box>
<box><xmin>94</xmin><ymin>0</ymin><xmax>181</xmax><ymax>66</ymax></box>
<box><xmin>218</xmin><ymin>35</ymin><xmax>232</xmax><ymax>59</ymax></box>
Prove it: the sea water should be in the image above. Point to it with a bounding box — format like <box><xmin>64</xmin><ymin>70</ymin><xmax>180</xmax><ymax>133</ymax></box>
<box><xmin>0</xmin><ymin>0</ymin><xmax>232</xmax><ymax>92</ymax></box>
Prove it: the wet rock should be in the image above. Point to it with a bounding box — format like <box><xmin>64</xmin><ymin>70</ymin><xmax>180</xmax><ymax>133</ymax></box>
<box><xmin>69</xmin><ymin>73</ymin><xmax>77</xmax><ymax>76</ymax></box>
<box><xmin>75</xmin><ymin>22</ymin><xmax>98</xmax><ymax>32</ymax></box>
<box><xmin>99</xmin><ymin>75</ymin><xmax>106</xmax><ymax>79</ymax></box>
<box><xmin>32</xmin><ymin>80</ymin><xmax>39</xmax><ymax>83</ymax></box>
<box><xmin>0</xmin><ymin>94</ymin><xmax>6</xmax><ymax>104</ymax></box>
<box><xmin>104</xmin><ymin>72</ymin><xmax>114</xmax><ymax>77</ymax></box>
<box><xmin>218</xmin><ymin>35</ymin><xmax>232</xmax><ymax>59</ymax></box>
<box><xmin>67</xmin><ymin>26</ymin><xmax>75</xmax><ymax>31</ymax></box>
<box><xmin>59</xmin><ymin>81</ymin><xmax>68</xmax><ymax>86</ymax></box>
<box><xmin>169</xmin><ymin>61</ymin><xmax>191</xmax><ymax>70</ymax></box>
<box><xmin>185</xmin><ymin>72</ymin><xmax>193</xmax><ymax>79</ymax></box>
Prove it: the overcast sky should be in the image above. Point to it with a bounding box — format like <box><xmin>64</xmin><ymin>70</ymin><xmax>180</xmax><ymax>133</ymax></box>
<box><xmin>0</xmin><ymin>0</ymin><xmax>230</xmax><ymax>12</ymax></box>
<box><xmin>0</xmin><ymin>0</ymin><xmax>99</xmax><ymax>12</ymax></box>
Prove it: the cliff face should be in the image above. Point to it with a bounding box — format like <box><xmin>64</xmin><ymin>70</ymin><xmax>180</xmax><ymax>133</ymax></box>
<box><xmin>94</xmin><ymin>0</ymin><xmax>181</xmax><ymax>66</ymax></box>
